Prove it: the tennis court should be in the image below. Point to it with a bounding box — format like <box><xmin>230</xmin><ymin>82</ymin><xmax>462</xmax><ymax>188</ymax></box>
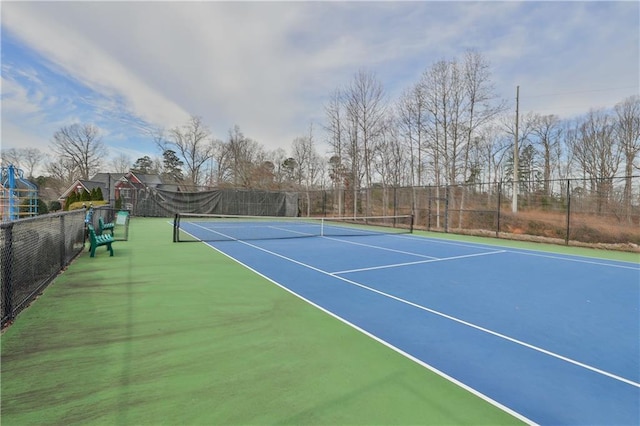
<box><xmin>176</xmin><ymin>214</ymin><xmax>640</xmax><ymax>425</ymax></box>
<box><xmin>2</xmin><ymin>216</ymin><xmax>638</xmax><ymax>425</ymax></box>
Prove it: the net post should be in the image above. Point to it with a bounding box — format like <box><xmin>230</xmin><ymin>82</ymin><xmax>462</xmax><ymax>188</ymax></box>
<box><xmin>410</xmin><ymin>214</ymin><xmax>414</xmax><ymax>233</ymax></box>
<box><xmin>320</xmin><ymin>217</ymin><xmax>324</xmax><ymax>237</ymax></box>
<box><xmin>173</xmin><ymin>213</ymin><xmax>179</xmax><ymax>242</ymax></box>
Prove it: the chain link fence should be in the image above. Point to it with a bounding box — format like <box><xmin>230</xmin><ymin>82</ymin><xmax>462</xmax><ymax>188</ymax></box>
<box><xmin>1</xmin><ymin>210</ymin><xmax>86</xmax><ymax>327</ymax></box>
<box><xmin>298</xmin><ymin>176</ymin><xmax>640</xmax><ymax>247</ymax></box>
<box><xmin>1</xmin><ymin>176</ymin><xmax>636</xmax><ymax>327</ymax></box>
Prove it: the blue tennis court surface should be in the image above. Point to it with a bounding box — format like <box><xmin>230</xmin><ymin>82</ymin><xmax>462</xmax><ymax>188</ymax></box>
<box><xmin>181</xmin><ymin>220</ymin><xmax>640</xmax><ymax>425</ymax></box>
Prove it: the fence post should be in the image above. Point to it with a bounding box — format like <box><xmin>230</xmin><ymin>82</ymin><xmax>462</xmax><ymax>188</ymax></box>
<box><xmin>496</xmin><ymin>181</ymin><xmax>502</xmax><ymax>238</ymax></box>
<box><xmin>411</xmin><ymin>186</ymin><xmax>416</xmax><ymax>225</ymax></box>
<box><xmin>393</xmin><ymin>187</ymin><xmax>397</xmax><ymax>217</ymax></box>
<box><xmin>427</xmin><ymin>187</ymin><xmax>432</xmax><ymax>230</ymax></box>
<box><xmin>59</xmin><ymin>214</ymin><xmax>66</xmax><ymax>268</ymax></box>
<box><xmin>565</xmin><ymin>179</ymin><xmax>571</xmax><ymax>245</ymax></box>
<box><xmin>1</xmin><ymin>223</ymin><xmax>14</xmax><ymax>325</ymax></box>
<box><xmin>444</xmin><ymin>186</ymin><xmax>450</xmax><ymax>233</ymax></box>
<box><xmin>322</xmin><ymin>191</ymin><xmax>327</xmax><ymax>217</ymax></box>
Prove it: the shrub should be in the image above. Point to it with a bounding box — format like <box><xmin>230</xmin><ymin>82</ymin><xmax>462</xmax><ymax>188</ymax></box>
<box><xmin>49</xmin><ymin>200</ymin><xmax>62</xmax><ymax>211</ymax></box>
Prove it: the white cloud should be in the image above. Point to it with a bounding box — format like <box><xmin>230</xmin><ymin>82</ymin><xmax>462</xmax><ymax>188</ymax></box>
<box><xmin>2</xmin><ymin>2</ymin><xmax>191</xmax><ymax>129</ymax></box>
<box><xmin>1</xmin><ymin>120</ymin><xmax>50</xmax><ymax>158</ymax></box>
<box><xmin>1</xmin><ymin>75</ymin><xmax>41</xmax><ymax>116</ymax></box>
<box><xmin>1</xmin><ymin>0</ymin><xmax>638</xmax><ymax>160</ymax></box>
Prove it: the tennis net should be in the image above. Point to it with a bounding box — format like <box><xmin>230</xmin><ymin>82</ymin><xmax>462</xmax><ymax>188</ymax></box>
<box><xmin>173</xmin><ymin>213</ymin><xmax>414</xmax><ymax>242</ymax></box>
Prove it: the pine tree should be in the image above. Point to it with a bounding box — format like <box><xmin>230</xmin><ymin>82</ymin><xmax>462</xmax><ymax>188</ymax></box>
<box><xmin>162</xmin><ymin>149</ymin><xmax>184</xmax><ymax>182</ymax></box>
<box><xmin>65</xmin><ymin>192</ymin><xmax>77</xmax><ymax>210</ymax></box>
<box><xmin>94</xmin><ymin>187</ymin><xmax>104</xmax><ymax>201</ymax></box>
<box><xmin>132</xmin><ymin>156</ymin><xmax>155</xmax><ymax>174</ymax></box>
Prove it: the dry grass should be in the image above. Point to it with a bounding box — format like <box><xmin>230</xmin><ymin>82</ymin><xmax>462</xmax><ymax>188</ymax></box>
<box><xmin>482</xmin><ymin>210</ymin><xmax>639</xmax><ymax>252</ymax></box>
<box><xmin>419</xmin><ymin>208</ymin><xmax>640</xmax><ymax>253</ymax></box>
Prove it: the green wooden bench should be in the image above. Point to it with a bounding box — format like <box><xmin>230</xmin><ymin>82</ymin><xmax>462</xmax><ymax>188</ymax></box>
<box><xmin>87</xmin><ymin>224</ymin><xmax>114</xmax><ymax>257</ymax></box>
<box><xmin>98</xmin><ymin>217</ymin><xmax>115</xmax><ymax>235</ymax></box>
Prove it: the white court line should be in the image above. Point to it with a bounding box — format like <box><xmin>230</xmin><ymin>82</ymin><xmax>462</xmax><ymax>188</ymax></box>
<box><xmin>504</xmin><ymin>250</ymin><xmax>640</xmax><ymax>270</ymax></box>
<box><xmin>195</xmin><ymin>225</ymin><xmax>639</xmax><ymax>390</ymax></box>
<box><xmin>394</xmin><ymin>234</ymin><xmax>640</xmax><ymax>270</ymax></box>
<box><xmin>268</xmin><ymin>225</ymin><xmax>316</xmax><ymax>237</ymax></box>
<box><xmin>331</xmin><ymin>250</ymin><xmax>506</xmax><ymax>274</ymax></box>
<box><xmin>322</xmin><ymin>236</ymin><xmax>439</xmax><ymax>259</ymax></box>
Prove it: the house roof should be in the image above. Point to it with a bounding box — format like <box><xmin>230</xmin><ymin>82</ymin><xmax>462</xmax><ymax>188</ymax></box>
<box><xmin>79</xmin><ymin>180</ymin><xmax>106</xmax><ymax>192</ymax></box>
<box><xmin>128</xmin><ymin>172</ymin><xmax>163</xmax><ymax>186</ymax></box>
<box><xmin>60</xmin><ymin>171</ymin><xmax>165</xmax><ymax>199</ymax></box>
<box><xmin>59</xmin><ymin>180</ymin><xmax>105</xmax><ymax>199</ymax></box>
<box><xmin>157</xmin><ymin>183</ymin><xmax>180</xmax><ymax>191</ymax></box>
<box><xmin>89</xmin><ymin>173</ymin><xmax>126</xmax><ymax>184</ymax></box>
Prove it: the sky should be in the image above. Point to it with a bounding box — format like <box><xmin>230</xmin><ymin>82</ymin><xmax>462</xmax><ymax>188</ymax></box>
<box><xmin>1</xmin><ymin>1</ymin><xmax>638</xmax><ymax>174</ymax></box>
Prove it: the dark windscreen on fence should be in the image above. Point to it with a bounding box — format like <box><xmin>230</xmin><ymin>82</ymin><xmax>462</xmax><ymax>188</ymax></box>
<box><xmin>134</xmin><ymin>187</ymin><xmax>299</xmax><ymax>217</ymax></box>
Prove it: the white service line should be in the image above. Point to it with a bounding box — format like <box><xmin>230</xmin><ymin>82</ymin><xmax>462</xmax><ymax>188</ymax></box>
<box><xmin>322</xmin><ymin>235</ymin><xmax>439</xmax><ymax>259</ymax></box>
<box><xmin>504</xmin><ymin>250</ymin><xmax>640</xmax><ymax>270</ymax></box>
<box><xmin>331</xmin><ymin>250</ymin><xmax>506</xmax><ymax>274</ymax></box>
<box><xmin>268</xmin><ymin>225</ymin><xmax>315</xmax><ymax>237</ymax></box>
<box><xmin>393</xmin><ymin>234</ymin><xmax>640</xmax><ymax>270</ymax></box>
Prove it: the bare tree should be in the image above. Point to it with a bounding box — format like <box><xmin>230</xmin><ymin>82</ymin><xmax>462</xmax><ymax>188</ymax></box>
<box><xmin>476</xmin><ymin>124</ymin><xmax>512</xmax><ymax>192</ymax></box>
<box><xmin>251</xmin><ymin>159</ymin><xmax>276</xmax><ymax>189</ymax></box>
<box><xmin>268</xmin><ymin>148</ymin><xmax>288</xmax><ymax>189</ymax></box>
<box><xmin>210</xmin><ymin>138</ymin><xmax>231</xmax><ymax>186</ymax></box>
<box><xmin>1</xmin><ymin>147</ymin><xmax>23</xmax><ymax>168</ymax></box>
<box><xmin>450</xmin><ymin>51</ymin><xmax>505</xmax><ymax>226</ymax></box>
<box><xmin>344</xmin><ymin>69</ymin><xmax>387</xmax><ymax>215</ymax></box>
<box><xmin>291</xmin><ymin>124</ymin><xmax>323</xmax><ymax>215</ymax></box>
<box><xmin>423</xmin><ymin>59</ymin><xmax>465</xmax><ymax>186</ymax></box>
<box><xmin>348</xmin><ymin>70</ymin><xmax>386</xmax><ymax>184</ymax></box>
<box><xmin>396</xmin><ymin>83</ymin><xmax>427</xmax><ymax>186</ymax></box>
<box><xmin>461</xmin><ymin>51</ymin><xmax>504</xmax><ymax>172</ymax></box>
<box><xmin>569</xmin><ymin>109</ymin><xmax>620</xmax><ymax>213</ymax></box>
<box><xmin>163</xmin><ymin>116</ymin><xmax>215</xmax><ymax>187</ymax></box>
<box><xmin>110</xmin><ymin>153</ymin><xmax>132</xmax><ymax>173</ymax></box>
<box><xmin>502</xmin><ymin>111</ymin><xmax>537</xmax><ymax>187</ymax></box>
<box><xmin>420</xmin><ymin>52</ymin><xmax>503</xmax><ymax>189</ymax></box>
<box><xmin>614</xmin><ymin>95</ymin><xmax>640</xmax><ymax>219</ymax></box>
<box><xmin>50</xmin><ymin>124</ymin><xmax>107</xmax><ymax>180</ymax></box>
<box><xmin>45</xmin><ymin>156</ymin><xmax>82</xmax><ymax>193</ymax></box>
<box><xmin>530</xmin><ymin>114</ymin><xmax>563</xmax><ymax>195</ymax></box>
<box><xmin>219</xmin><ymin>125</ymin><xmax>265</xmax><ymax>188</ymax></box>
<box><xmin>373</xmin><ymin>113</ymin><xmax>407</xmax><ymax>215</ymax></box>
<box><xmin>21</xmin><ymin>148</ymin><xmax>45</xmax><ymax>178</ymax></box>
<box><xmin>564</xmin><ymin>118</ymin><xmax>586</xmax><ymax>180</ymax></box>
<box><xmin>324</xmin><ymin>89</ymin><xmax>347</xmax><ymax>215</ymax></box>
<box><xmin>420</xmin><ymin>58</ymin><xmax>467</xmax><ymax>228</ymax></box>
<box><xmin>2</xmin><ymin>147</ymin><xmax>45</xmax><ymax>178</ymax></box>
<box><xmin>290</xmin><ymin>138</ymin><xmax>307</xmax><ymax>186</ymax></box>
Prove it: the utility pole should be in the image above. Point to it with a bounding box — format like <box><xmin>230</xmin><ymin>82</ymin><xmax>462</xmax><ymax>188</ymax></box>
<box><xmin>512</xmin><ymin>86</ymin><xmax>519</xmax><ymax>213</ymax></box>
<box><xmin>108</xmin><ymin>173</ymin><xmax>113</xmax><ymax>207</ymax></box>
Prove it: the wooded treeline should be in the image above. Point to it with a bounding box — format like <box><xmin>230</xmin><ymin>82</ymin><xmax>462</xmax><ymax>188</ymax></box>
<box><xmin>2</xmin><ymin>51</ymin><xmax>639</xmax><ymax>212</ymax></box>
